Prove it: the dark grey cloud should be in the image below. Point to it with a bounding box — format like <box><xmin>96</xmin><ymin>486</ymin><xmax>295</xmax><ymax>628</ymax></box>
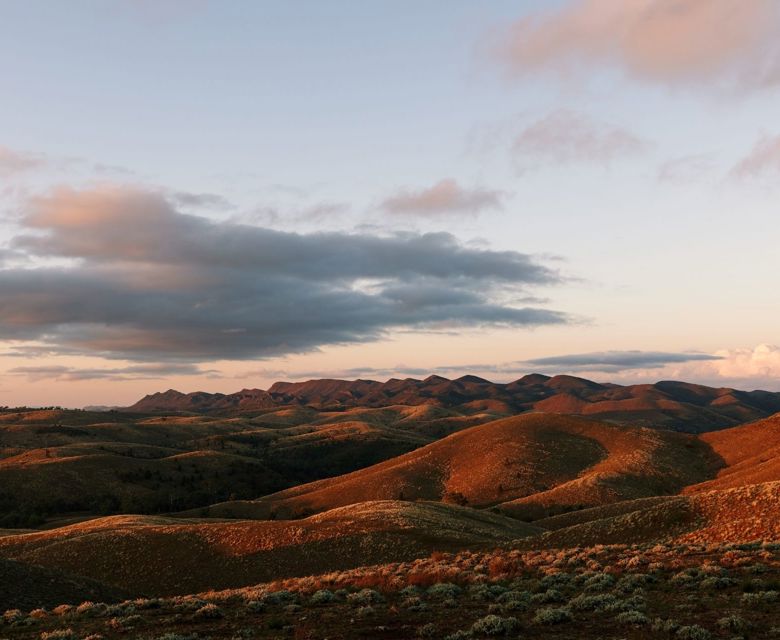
<box><xmin>8</xmin><ymin>363</ymin><xmax>207</xmax><ymax>382</ymax></box>
<box><xmin>0</xmin><ymin>186</ymin><xmax>570</xmax><ymax>362</ymax></box>
<box><xmin>524</xmin><ymin>350</ymin><xmax>723</xmax><ymax>371</ymax></box>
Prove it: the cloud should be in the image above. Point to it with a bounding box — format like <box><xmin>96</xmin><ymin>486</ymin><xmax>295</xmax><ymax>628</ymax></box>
<box><xmin>0</xmin><ymin>185</ymin><xmax>570</xmax><ymax>362</ymax></box>
<box><xmin>497</xmin><ymin>0</ymin><xmax>780</xmax><ymax>90</ymax></box>
<box><xmin>730</xmin><ymin>134</ymin><xmax>780</xmax><ymax>178</ymax></box>
<box><xmin>512</xmin><ymin>110</ymin><xmax>646</xmax><ymax>169</ymax></box>
<box><xmin>657</xmin><ymin>154</ymin><xmax>716</xmax><ymax>184</ymax></box>
<box><xmin>381</xmin><ymin>179</ymin><xmax>505</xmax><ymax>216</ymax></box>
<box><xmin>0</xmin><ymin>146</ymin><xmax>46</xmax><ymax>175</ymax></box>
<box><xmin>170</xmin><ymin>191</ymin><xmax>234</xmax><ymax>210</ymax></box>
<box><xmin>524</xmin><ymin>350</ymin><xmax>722</xmax><ymax>371</ymax></box>
<box><xmin>7</xmin><ymin>363</ymin><xmax>207</xmax><ymax>382</ymax></box>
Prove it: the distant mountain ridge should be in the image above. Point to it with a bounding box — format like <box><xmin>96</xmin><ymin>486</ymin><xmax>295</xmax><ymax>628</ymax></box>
<box><xmin>126</xmin><ymin>374</ymin><xmax>780</xmax><ymax>432</ymax></box>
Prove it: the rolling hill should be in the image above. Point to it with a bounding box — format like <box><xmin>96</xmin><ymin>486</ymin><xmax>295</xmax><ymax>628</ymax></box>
<box><xmin>196</xmin><ymin>413</ymin><xmax>722</xmax><ymax>521</ymax></box>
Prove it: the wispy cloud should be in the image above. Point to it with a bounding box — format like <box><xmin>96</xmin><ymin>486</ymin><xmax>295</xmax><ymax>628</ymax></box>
<box><xmin>497</xmin><ymin>0</ymin><xmax>780</xmax><ymax>91</ymax></box>
<box><xmin>524</xmin><ymin>350</ymin><xmax>722</xmax><ymax>371</ymax></box>
<box><xmin>512</xmin><ymin>110</ymin><xmax>646</xmax><ymax>170</ymax></box>
<box><xmin>0</xmin><ymin>146</ymin><xmax>46</xmax><ymax>175</ymax></box>
<box><xmin>730</xmin><ymin>133</ymin><xmax>780</xmax><ymax>179</ymax></box>
<box><xmin>7</xmin><ymin>363</ymin><xmax>209</xmax><ymax>382</ymax></box>
<box><xmin>381</xmin><ymin>179</ymin><xmax>505</xmax><ymax>216</ymax></box>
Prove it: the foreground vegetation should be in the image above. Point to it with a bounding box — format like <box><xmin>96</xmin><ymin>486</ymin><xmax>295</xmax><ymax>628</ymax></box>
<box><xmin>3</xmin><ymin>542</ymin><xmax>780</xmax><ymax>639</ymax></box>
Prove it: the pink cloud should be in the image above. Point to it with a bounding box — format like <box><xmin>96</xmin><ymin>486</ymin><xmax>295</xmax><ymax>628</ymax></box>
<box><xmin>730</xmin><ymin>134</ymin><xmax>780</xmax><ymax>178</ymax></box>
<box><xmin>498</xmin><ymin>0</ymin><xmax>780</xmax><ymax>90</ymax></box>
<box><xmin>512</xmin><ymin>110</ymin><xmax>646</xmax><ymax>168</ymax></box>
<box><xmin>381</xmin><ymin>179</ymin><xmax>505</xmax><ymax>216</ymax></box>
<box><xmin>0</xmin><ymin>146</ymin><xmax>46</xmax><ymax>175</ymax></box>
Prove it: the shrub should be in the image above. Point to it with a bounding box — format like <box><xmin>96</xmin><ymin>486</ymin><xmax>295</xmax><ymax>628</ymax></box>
<box><xmin>700</xmin><ymin>576</ymin><xmax>735</xmax><ymax>590</ymax></box>
<box><xmin>569</xmin><ymin>593</ymin><xmax>619</xmax><ymax>612</ymax></box>
<box><xmin>347</xmin><ymin>589</ymin><xmax>384</xmax><ymax>605</ymax></box>
<box><xmin>354</xmin><ymin>605</ymin><xmax>375</xmax><ymax>618</ymax></box>
<box><xmin>531</xmin><ymin>588</ymin><xmax>565</xmax><ymax>604</ymax></box>
<box><xmin>75</xmin><ymin>602</ymin><xmax>105</xmax><ymax>617</ymax></box>
<box><xmin>245</xmin><ymin>600</ymin><xmax>266</xmax><ymax>613</ymax></box>
<box><xmin>40</xmin><ymin>630</ymin><xmax>76</xmax><ymax>640</ymax></box>
<box><xmin>444</xmin><ymin>632</ymin><xmax>471</xmax><ymax>640</ymax></box>
<box><xmin>427</xmin><ymin>583</ymin><xmax>462</xmax><ymax>600</ymax></box>
<box><xmin>401</xmin><ymin>597</ymin><xmax>427</xmax><ymax>612</ymax></box>
<box><xmin>51</xmin><ymin>605</ymin><xmax>73</xmax><ymax>617</ymax></box>
<box><xmin>676</xmin><ymin>625</ymin><xmax>712</xmax><ymax>640</ymax></box>
<box><xmin>262</xmin><ymin>590</ymin><xmax>296</xmax><ymax>605</ymax></box>
<box><xmin>533</xmin><ymin>606</ymin><xmax>572</xmax><ymax>625</ymax></box>
<box><xmin>616</xmin><ymin>610</ymin><xmax>649</xmax><ymax>625</ymax></box>
<box><xmin>309</xmin><ymin>589</ymin><xmax>336</xmax><ymax>605</ymax></box>
<box><xmin>417</xmin><ymin>623</ymin><xmax>437</xmax><ymax>638</ymax></box>
<box><xmin>583</xmin><ymin>573</ymin><xmax>615</xmax><ymax>592</ymax></box>
<box><xmin>470</xmin><ymin>614</ymin><xmax>520</xmax><ymax>636</ymax></box>
<box><xmin>652</xmin><ymin>618</ymin><xmax>680</xmax><ymax>633</ymax></box>
<box><xmin>717</xmin><ymin>615</ymin><xmax>748</xmax><ymax>632</ymax></box>
<box><xmin>3</xmin><ymin>609</ymin><xmax>23</xmax><ymax>624</ymax></box>
<box><xmin>193</xmin><ymin>604</ymin><xmax>223</xmax><ymax>620</ymax></box>
<box><xmin>741</xmin><ymin>590</ymin><xmax>779</xmax><ymax>605</ymax></box>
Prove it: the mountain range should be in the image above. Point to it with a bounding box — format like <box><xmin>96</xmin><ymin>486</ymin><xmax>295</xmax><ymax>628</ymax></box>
<box><xmin>127</xmin><ymin>374</ymin><xmax>780</xmax><ymax>432</ymax></box>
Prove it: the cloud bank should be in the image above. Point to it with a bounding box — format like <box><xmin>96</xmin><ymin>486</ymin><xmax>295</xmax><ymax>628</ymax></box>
<box><xmin>498</xmin><ymin>0</ymin><xmax>780</xmax><ymax>90</ymax></box>
<box><xmin>0</xmin><ymin>186</ymin><xmax>569</xmax><ymax>362</ymax></box>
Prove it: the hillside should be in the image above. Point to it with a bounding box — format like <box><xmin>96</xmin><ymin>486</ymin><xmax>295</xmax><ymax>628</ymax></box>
<box><xmin>0</xmin><ymin>405</ymin><xmax>493</xmax><ymax>523</ymax></box>
<box><xmin>197</xmin><ymin>413</ymin><xmax>721</xmax><ymax>521</ymax></box>
<box><xmin>0</xmin><ymin>502</ymin><xmax>539</xmax><ymax>596</ymax></box>
<box><xmin>126</xmin><ymin>375</ymin><xmax>780</xmax><ymax>432</ymax></box>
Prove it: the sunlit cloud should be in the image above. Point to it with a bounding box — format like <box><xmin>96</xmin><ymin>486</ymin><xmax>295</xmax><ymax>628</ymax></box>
<box><xmin>497</xmin><ymin>0</ymin><xmax>780</xmax><ymax>91</ymax></box>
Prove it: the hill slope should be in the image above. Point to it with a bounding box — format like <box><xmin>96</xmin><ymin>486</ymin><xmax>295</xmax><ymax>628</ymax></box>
<box><xmin>197</xmin><ymin>413</ymin><xmax>721</xmax><ymax>521</ymax></box>
<box><xmin>0</xmin><ymin>502</ymin><xmax>539</xmax><ymax>596</ymax></box>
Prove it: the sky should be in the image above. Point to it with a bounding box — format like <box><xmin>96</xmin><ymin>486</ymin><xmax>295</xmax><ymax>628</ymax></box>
<box><xmin>1</xmin><ymin>0</ymin><xmax>780</xmax><ymax>407</ymax></box>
